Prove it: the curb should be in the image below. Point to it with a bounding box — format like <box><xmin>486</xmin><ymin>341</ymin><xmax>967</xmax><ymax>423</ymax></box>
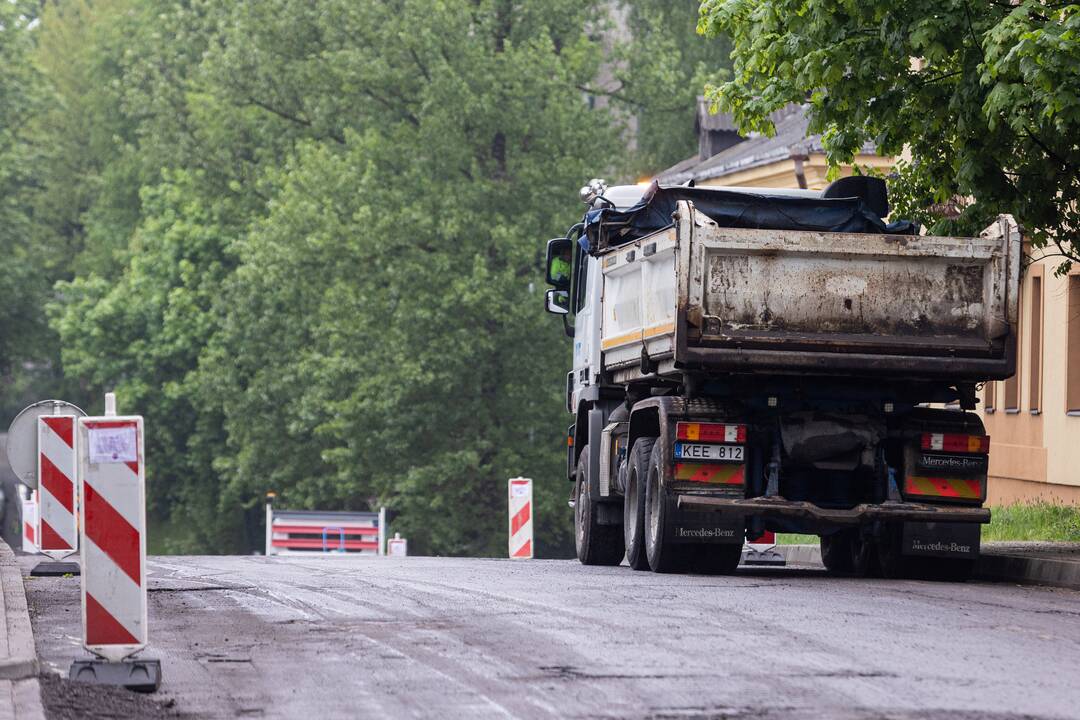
<box><xmin>778</xmin><ymin>543</ymin><xmax>1080</xmax><ymax>590</ymax></box>
<box><xmin>0</xmin><ymin>539</ymin><xmax>44</xmax><ymax>719</ymax></box>
<box><xmin>976</xmin><ymin>551</ymin><xmax>1080</xmax><ymax>590</ymax></box>
<box><xmin>778</xmin><ymin>545</ymin><xmax>822</xmax><ymax>565</ymax></box>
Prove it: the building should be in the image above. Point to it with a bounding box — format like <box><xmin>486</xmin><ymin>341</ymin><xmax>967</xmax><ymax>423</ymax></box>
<box><xmin>980</xmin><ymin>259</ymin><xmax>1080</xmax><ymax>504</ymax></box>
<box><xmin>656</xmin><ymin>99</ymin><xmax>1080</xmax><ymax>506</ymax></box>
<box><xmin>655</xmin><ymin>100</ymin><xmax>892</xmax><ymax>190</ymax></box>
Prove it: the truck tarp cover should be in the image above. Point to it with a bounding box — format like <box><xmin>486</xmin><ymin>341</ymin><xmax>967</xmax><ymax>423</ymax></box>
<box><xmin>581</xmin><ymin>182</ymin><xmax>916</xmax><ymax>254</ymax></box>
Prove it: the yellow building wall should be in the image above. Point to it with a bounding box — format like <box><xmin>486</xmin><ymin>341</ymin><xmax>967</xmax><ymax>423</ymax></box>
<box><xmin>696</xmin><ymin>154</ymin><xmax>894</xmax><ymax>192</ymax></box>
<box><xmin>980</xmin><ymin>260</ymin><xmax>1080</xmax><ymax>504</ymax></box>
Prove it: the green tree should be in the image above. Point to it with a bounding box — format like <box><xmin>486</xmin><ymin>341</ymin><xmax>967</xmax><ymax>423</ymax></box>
<box><xmin>699</xmin><ymin>0</ymin><xmax>1080</xmax><ymax>270</ymax></box>
<box><xmin>617</xmin><ymin>1</ymin><xmax>733</xmax><ymax>172</ymax></box>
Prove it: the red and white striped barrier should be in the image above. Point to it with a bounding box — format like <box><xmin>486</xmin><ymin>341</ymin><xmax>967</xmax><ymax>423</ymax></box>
<box><xmin>77</xmin><ymin>406</ymin><xmax>147</xmax><ymax>662</ymax></box>
<box><xmin>37</xmin><ymin>415</ymin><xmax>78</xmax><ymax>560</ymax></box>
<box><xmin>21</xmin><ymin>491</ymin><xmax>37</xmax><ymax>553</ymax></box>
<box><xmin>742</xmin><ymin>530</ymin><xmax>785</xmax><ymax>566</ymax></box>
<box><xmin>508</xmin><ymin>477</ymin><xmax>533</xmax><ymax>559</ymax></box>
<box><xmin>265</xmin><ymin>500</ymin><xmax>387</xmax><ymax>556</ymax></box>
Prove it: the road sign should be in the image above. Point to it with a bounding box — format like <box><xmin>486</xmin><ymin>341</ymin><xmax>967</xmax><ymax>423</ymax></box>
<box><xmin>508</xmin><ymin>477</ymin><xmax>533</xmax><ymax>559</ymax></box>
<box><xmin>38</xmin><ymin>416</ymin><xmax>78</xmax><ymax>560</ymax></box>
<box><xmin>6</xmin><ymin>400</ymin><xmax>86</xmax><ymax>489</ymax></box>
<box><xmin>77</xmin><ymin>408</ymin><xmax>148</xmax><ymax>662</ymax></box>
<box><xmin>387</xmin><ymin>533</ymin><xmax>408</xmax><ymax>557</ymax></box>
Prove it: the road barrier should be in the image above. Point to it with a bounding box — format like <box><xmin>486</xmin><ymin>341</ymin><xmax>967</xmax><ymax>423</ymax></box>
<box><xmin>21</xmin><ymin>491</ymin><xmax>37</xmax><ymax>553</ymax></box>
<box><xmin>70</xmin><ymin>392</ymin><xmax>160</xmax><ymax>691</ymax></box>
<box><xmin>508</xmin><ymin>477</ymin><xmax>533</xmax><ymax>559</ymax></box>
<box><xmin>387</xmin><ymin>533</ymin><xmax>408</xmax><ymax>556</ymax></box>
<box><xmin>742</xmin><ymin>530</ymin><xmax>785</xmax><ymax>566</ymax></box>
<box><xmin>265</xmin><ymin>498</ymin><xmax>386</xmax><ymax>556</ymax></box>
<box><xmin>37</xmin><ymin>415</ymin><xmax>78</xmax><ymax>560</ymax></box>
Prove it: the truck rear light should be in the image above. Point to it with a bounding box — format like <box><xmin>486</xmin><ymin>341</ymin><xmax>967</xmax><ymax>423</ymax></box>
<box><xmin>676</xmin><ymin>422</ymin><xmax>746</xmax><ymax>443</ymax></box>
<box><xmin>921</xmin><ymin>433</ymin><xmax>989</xmax><ymax>454</ymax></box>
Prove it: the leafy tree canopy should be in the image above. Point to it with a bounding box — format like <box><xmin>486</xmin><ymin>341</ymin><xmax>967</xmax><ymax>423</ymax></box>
<box><xmin>699</xmin><ymin>0</ymin><xmax>1080</xmax><ymax>271</ymax></box>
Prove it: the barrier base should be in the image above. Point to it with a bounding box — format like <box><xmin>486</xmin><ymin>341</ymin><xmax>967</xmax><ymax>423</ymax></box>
<box><xmin>741</xmin><ymin>547</ymin><xmax>786</xmax><ymax>566</ymax></box>
<box><xmin>30</xmin><ymin>561</ymin><xmax>80</xmax><ymax>577</ymax></box>
<box><xmin>69</xmin><ymin>658</ymin><xmax>161</xmax><ymax>693</ymax></box>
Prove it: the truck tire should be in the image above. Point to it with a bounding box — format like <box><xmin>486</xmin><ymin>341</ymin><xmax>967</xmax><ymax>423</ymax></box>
<box><xmin>820</xmin><ymin>531</ymin><xmax>856</xmax><ymax>575</ymax></box>
<box><xmin>687</xmin><ymin>544</ymin><xmax>742</xmax><ymax>575</ymax></box>
<box><xmin>575</xmin><ymin>445</ymin><xmax>625</xmax><ymax>566</ymax></box>
<box><xmin>623</xmin><ymin>438</ymin><xmax>654</xmax><ymax>571</ymax></box>
<box><xmin>644</xmin><ymin>441</ymin><xmax>687</xmax><ymax>573</ymax></box>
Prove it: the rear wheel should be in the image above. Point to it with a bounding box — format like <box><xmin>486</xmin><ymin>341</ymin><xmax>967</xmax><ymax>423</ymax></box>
<box><xmin>820</xmin><ymin>531</ymin><xmax>856</xmax><ymax>575</ymax></box>
<box><xmin>644</xmin><ymin>441</ymin><xmax>687</xmax><ymax>573</ymax></box>
<box><xmin>624</xmin><ymin>438</ymin><xmax>654</xmax><ymax>571</ymax></box>
<box><xmin>851</xmin><ymin>530</ymin><xmax>879</xmax><ymax>577</ymax></box>
<box><xmin>575</xmin><ymin>445</ymin><xmax>625</xmax><ymax>566</ymax></box>
<box><xmin>687</xmin><ymin>543</ymin><xmax>743</xmax><ymax>575</ymax></box>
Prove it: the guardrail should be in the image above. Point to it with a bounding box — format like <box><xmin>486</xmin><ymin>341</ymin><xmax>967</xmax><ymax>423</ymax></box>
<box><xmin>264</xmin><ymin>497</ymin><xmax>386</xmax><ymax>556</ymax></box>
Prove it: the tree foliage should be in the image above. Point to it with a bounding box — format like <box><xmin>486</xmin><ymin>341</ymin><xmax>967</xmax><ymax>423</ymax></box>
<box><xmin>699</xmin><ymin>0</ymin><xmax>1080</xmax><ymax>270</ymax></box>
<box><xmin>3</xmin><ymin>0</ymin><xmax>703</xmax><ymax>555</ymax></box>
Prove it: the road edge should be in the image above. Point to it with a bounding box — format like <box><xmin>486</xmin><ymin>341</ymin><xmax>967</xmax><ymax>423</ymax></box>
<box><xmin>778</xmin><ymin>543</ymin><xmax>1080</xmax><ymax>590</ymax></box>
<box><xmin>0</xmin><ymin>539</ymin><xmax>45</xmax><ymax>719</ymax></box>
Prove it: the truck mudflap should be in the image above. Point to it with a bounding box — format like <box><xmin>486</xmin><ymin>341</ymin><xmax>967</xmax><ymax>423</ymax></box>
<box><xmin>675</xmin><ymin>495</ymin><xmax>990</xmax><ymax>525</ymax></box>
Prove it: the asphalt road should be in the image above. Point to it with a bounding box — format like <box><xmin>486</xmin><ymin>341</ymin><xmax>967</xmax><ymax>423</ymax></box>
<box><xmin>22</xmin><ymin>554</ymin><xmax>1080</xmax><ymax>719</ymax></box>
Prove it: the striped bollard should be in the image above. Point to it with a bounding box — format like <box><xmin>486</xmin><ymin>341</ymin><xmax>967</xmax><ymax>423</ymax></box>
<box><xmin>37</xmin><ymin>415</ymin><xmax>79</xmax><ymax>561</ymax></box>
<box><xmin>508</xmin><ymin>477</ymin><xmax>533</xmax><ymax>559</ymax></box>
<box><xmin>70</xmin><ymin>393</ymin><xmax>160</xmax><ymax>691</ymax></box>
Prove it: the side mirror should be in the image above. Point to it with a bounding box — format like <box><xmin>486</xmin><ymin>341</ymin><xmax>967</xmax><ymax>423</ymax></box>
<box><xmin>545</xmin><ymin>237</ymin><xmax>572</xmax><ymax>289</ymax></box>
<box><xmin>545</xmin><ymin>289</ymin><xmax>569</xmax><ymax>315</ymax></box>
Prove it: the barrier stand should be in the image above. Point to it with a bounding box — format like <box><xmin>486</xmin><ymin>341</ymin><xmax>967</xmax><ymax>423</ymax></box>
<box><xmin>69</xmin><ymin>393</ymin><xmax>160</xmax><ymax>692</ymax></box>
<box><xmin>508</xmin><ymin>477</ymin><xmax>533</xmax><ymax>559</ymax></box>
<box><xmin>741</xmin><ymin>530</ymin><xmax>786</xmax><ymax>566</ymax></box>
<box><xmin>32</xmin><ymin>412</ymin><xmax>81</xmax><ymax>576</ymax></box>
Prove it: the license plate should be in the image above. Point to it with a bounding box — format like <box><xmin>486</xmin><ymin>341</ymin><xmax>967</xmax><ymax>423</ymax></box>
<box><xmin>673</xmin><ymin>443</ymin><xmax>744</xmax><ymax>462</ymax></box>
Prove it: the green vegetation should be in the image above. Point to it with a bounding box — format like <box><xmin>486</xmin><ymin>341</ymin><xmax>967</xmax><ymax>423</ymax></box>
<box><xmin>699</xmin><ymin>0</ymin><xmax>1080</xmax><ymax>271</ymax></box>
<box><xmin>983</xmin><ymin>503</ymin><xmax>1080</xmax><ymax>543</ymax></box>
<box><xmin>1</xmin><ymin>1</ymin><xmax>727</xmax><ymax>556</ymax></box>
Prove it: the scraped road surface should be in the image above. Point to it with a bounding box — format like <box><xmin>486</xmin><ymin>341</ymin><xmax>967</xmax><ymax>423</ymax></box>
<box><xmin>24</xmin><ymin>555</ymin><xmax>1080</xmax><ymax>719</ymax></box>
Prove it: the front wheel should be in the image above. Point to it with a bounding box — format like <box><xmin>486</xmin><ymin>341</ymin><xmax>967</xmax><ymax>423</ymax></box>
<box><xmin>575</xmin><ymin>445</ymin><xmax>625</xmax><ymax>566</ymax></box>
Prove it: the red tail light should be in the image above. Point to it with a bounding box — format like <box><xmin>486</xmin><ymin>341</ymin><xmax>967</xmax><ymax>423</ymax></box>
<box><xmin>921</xmin><ymin>433</ymin><xmax>990</xmax><ymax>454</ymax></box>
<box><xmin>676</xmin><ymin>422</ymin><xmax>746</xmax><ymax>443</ymax></box>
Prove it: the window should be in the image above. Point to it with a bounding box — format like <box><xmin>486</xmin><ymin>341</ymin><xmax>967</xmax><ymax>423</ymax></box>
<box><xmin>1068</xmin><ymin>274</ymin><xmax>1080</xmax><ymax>414</ymax></box>
<box><xmin>1003</xmin><ymin>286</ymin><xmax>1022</xmax><ymax>413</ymax></box>
<box><xmin>1029</xmin><ymin>271</ymin><xmax>1043</xmax><ymax>413</ymax></box>
<box><xmin>984</xmin><ymin>380</ymin><xmax>996</xmax><ymax>413</ymax></box>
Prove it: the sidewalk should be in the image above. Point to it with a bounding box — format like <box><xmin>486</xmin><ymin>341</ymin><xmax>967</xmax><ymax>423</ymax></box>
<box><xmin>0</xmin><ymin>540</ymin><xmax>44</xmax><ymax>720</ymax></box>
<box><xmin>779</xmin><ymin>541</ymin><xmax>1080</xmax><ymax>590</ymax></box>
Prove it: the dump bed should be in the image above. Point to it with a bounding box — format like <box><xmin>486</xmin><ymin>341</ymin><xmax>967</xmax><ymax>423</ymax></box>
<box><xmin>599</xmin><ymin>201</ymin><xmax>1020</xmax><ymax>382</ymax></box>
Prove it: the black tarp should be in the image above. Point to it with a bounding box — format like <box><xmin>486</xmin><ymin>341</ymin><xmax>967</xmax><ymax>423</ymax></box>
<box><xmin>580</xmin><ymin>182</ymin><xmax>916</xmax><ymax>254</ymax></box>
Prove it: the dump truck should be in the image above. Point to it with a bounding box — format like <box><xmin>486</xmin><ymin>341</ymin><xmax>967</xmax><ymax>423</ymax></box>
<box><xmin>543</xmin><ymin>178</ymin><xmax>1020</xmax><ymax>578</ymax></box>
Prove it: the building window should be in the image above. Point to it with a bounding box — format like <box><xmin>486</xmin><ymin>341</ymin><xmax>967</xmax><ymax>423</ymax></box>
<box><xmin>984</xmin><ymin>380</ymin><xmax>996</xmax><ymax>413</ymax></box>
<box><xmin>1068</xmin><ymin>274</ymin><xmax>1080</xmax><ymax>414</ymax></box>
<box><xmin>1029</xmin><ymin>271</ymin><xmax>1043</xmax><ymax>413</ymax></box>
<box><xmin>1004</xmin><ymin>285</ymin><xmax>1022</xmax><ymax>413</ymax></box>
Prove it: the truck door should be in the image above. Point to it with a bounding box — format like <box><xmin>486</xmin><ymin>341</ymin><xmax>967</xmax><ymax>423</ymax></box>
<box><xmin>571</xmin><ymin>248</ymin><xmax>601</xmax><ymax>411</ymax></box>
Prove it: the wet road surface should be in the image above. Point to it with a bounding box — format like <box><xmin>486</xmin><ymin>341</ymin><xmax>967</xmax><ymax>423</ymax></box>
<box><xmin>22</xmin><ymin>555</ymin><xmax>1080</xmax><ymax>719</ymax></box>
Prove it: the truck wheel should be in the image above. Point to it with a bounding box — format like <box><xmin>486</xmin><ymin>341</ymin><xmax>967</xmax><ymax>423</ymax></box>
<box><xmin>644</xmin><ymin>441</ymin><xmax>687</xmax><ymax>573</ymax></box>
<box><xmin>820</xmin><ymin>531</ymin><xmax>856</xmax><ymax>575</ymax></box>
<box><xmin>851</xmin><ymin>530</ymin><xmax>879</xmax><ymax>577</ymax></box>
<box><xmin>624</xmin><ymin>438</ymin><xmax>654</xmax><ymax>571</ymax></box>
<box><xmin>687</xmin><ymin>544</ymin><xmax>742</xmax><ymax>575</ymax></box>
<box><xmin>575</xmin><ymin>445</ymin><xmax>625</xmax><ymax>566</ymax></box>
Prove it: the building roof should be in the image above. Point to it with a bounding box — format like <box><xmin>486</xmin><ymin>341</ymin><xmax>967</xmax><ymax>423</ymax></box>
<box><xmin>659</xmin><ymin>104</ymin><xmax>877</xmax><ymax>185</ymax></box>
